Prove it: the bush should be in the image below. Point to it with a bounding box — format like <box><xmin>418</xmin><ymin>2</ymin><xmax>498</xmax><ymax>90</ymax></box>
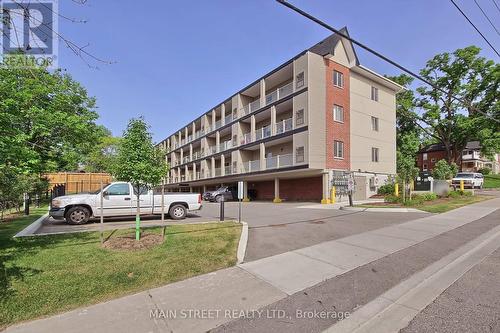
<box><xmin>448</xmin><ymin>190</ymin><xmax>472</xmax><ymax>198</ymax></box>
<box><xmin>479</xmin><ymin>167</ymin><xmax>491</xmax><ymax>175</ymax></box>
<box><xmin>432</xmin><ymin>160</ymin><xmax>459</xmax><ymax>180</ymax></box>
<box><xmin>421</xmin><ymin>192</ymin><xmax>438</xmax><ymax>201</ymax></box>
<box><xmin>384</xmin><ymin>194</ymin><xmax>401</xmax><ymax>203</ymax></box>
<box><xmin>378</xmin><ymin>183</ymin><xmax>395</xmax><ymax>195</ymax></box>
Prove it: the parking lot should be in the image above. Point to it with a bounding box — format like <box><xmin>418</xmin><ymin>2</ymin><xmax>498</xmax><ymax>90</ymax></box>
<box><xmin>35</xmin><ymin>201</ymin><xmax>430</xmax><ymax>261</ymax></box>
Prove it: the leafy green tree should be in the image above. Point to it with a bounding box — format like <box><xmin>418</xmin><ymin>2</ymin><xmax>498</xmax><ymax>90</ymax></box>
<box><xmin>415</xmin><ymin>46</ymin><xmax>499</xmax><ymax>165</ymax></box>
<box><xmin>432</xmin><ymin>160</ymin><xmax>458</xmax><ymax>180</ymax></box>
<box><xmin>0</xmin><ymin>62</ymin><xmax>107</xmax><ymax>174</ymax></box>
<box><xmin>396</xmin><ymin>132</ymin><xmax>420</xmax><ymax>202</ymax></box>
<box><xmin>84</xmin><ymin>134</ymin><xmax>121</xmax><ymax>173</ymax></box>
<box><xmin>113</xmin><ymin>118</ymin><xmax>168</xmax><ymax>240</ymax></box>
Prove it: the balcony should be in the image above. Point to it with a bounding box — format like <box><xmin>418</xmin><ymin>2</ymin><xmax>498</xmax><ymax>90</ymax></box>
<box><xmin>243</xmin><ymin>159</ymin><xmax>261</xmax><ymax>173</ymax></box>
<box><xmin>224</xmin><ymin>166</ymin><xmax>232</xmax><ymax>176</ymax></box>
<box><xmin>276</xmin><ymin>118</ymin><xmax>293</xmax><ymax>135</ymax></box>
<box><xmin>183</xmin><ymin>156</ymin><xmax>190</xmax><ymax>164</ymax></box>
<box><xmin>208</xmin><ymin>146</ymin><xmax>217</xmax><ymax>155</ymax></box>
<box><xmin>224</xmin><ymin>114</ymin><xmax>232</xmax><ymax>125</ymax></box>
<box><xmin>242</xmin><ymin>99</ymin><xmax>261</xmax><ymax>116</ymax></box>
<box><xmin>192</xmin><ymin>151</ymin><xmax>201</xmax><ymax>160</ymax></box>
<box><xmin>265</xmin><ymin>153</ymin><xmax>293</xmax><ymax>169</ymax></box>
<box><xmin>187</xmin><ymin>135</ymin><xmax>192</xmax><ymax>142</ymax></box>
<box><xmin>266</xmin><ymin>82</ymin><xmax>294</xmax><ymax>106</ymax></box>
<box><xmin>255</xmin><ymin>125</ymin><xmax>272</xmax><ymax>141</ymax></box>
<box><xmin>214</xmin><ymin>120</ymin><xmax>222</xmax><ymax>130</ymax></box>
<box><xmin>214</xmin><ymin>167</ymin><xmax>221</xmax><ymax>177</ymax></box>
<box><xmin>241</xmin><ymin>132</ymin><xmax>252</xmax><ymax>145</ymax></box>
<box><xmin>218</xmin><ymin>140</ymin><xmax>232</xmax><ymax>152</ymax></box>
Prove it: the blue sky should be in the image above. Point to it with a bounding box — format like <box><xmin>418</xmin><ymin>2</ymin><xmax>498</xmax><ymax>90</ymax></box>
<box><xmin>58</xmin><ymin>0</ymin><xmax>500</xmax><ymax>142</ymax></box>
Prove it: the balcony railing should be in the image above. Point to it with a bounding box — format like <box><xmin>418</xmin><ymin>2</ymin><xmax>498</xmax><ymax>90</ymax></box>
<box><xmin>242</xmin><ymin>99</ymin><xmax>261</xmax><ymax>116</ymax></box>
<box><xmin>192</xmin><ymin>151</ymin><xmax>201</xmax><ymax>160</ymax></box>
<box><xmin>265</xmin><ymin>154</ymin><xmax>293</xmax><ymax>169</ymax></box>
<box><xmin>241</xmin><ymin>132</ymin><xmax>252</xmax><ymax>145</ymax></box>
<box><xmin>214</xmin><ymin>167</ymin><xmax>221</xmax><ymax>177</ymax></box>
<box><xmin>183</xmin><ymin>156</ymin><xmax>190</xmax><ymax>164</ymax></box>
<box><xmin>218</xmin><ymin>140</ymin><xmax>232</xmax><ymax>152</ymax></box>
<box><xmin>208</xmin><ymin>146</ymin><xmax>217</xmax><ymax>155</ymax></box>
<box><xmin>224</xmin><ymin>166</ymin><xmax>231</xmax><ymax>176</ymax></box>
<box><xmin>224</xmin><ymin>115</ymin><xmax>232</xmax><ymax>125</ymax></box>
<box><xmin>276</xmin><ymin>118</ymin><xmax>293</xmax><ymax>134</ymax></box>
<box><xmin>244</xmin><ymin>159</ymin><xmax>261</xmax><ymax>173</ymax></box>
<box><xmin>187</xmin><ymin>135</ymin><xmax>192</xmax><ymax>142</ymax></box>
<box><xmin>256</xmin><ymin>125</ymin><xmax>272</xmax><ymax>141</ymax></box>
<box><xmin>215</xmin><ymin>120</ymin><xmax>222</xmax><ymax>130</ymax></box>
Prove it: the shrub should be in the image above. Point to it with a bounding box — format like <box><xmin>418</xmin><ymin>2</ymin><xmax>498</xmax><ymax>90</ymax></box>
<box><xmin>432</xmin><ymin>160</ymin><xmax>459</xmax><ymax>180</ymax></box>
<box><xmin>448</xmin><ymin>190</ymin><xmax>472</xmax><ymax>198</ymax></box>
<box><xmin>479</xmin><ymin>167</ymin><xmax>491</xmax><ymax>175</ymax></box>
<box><xmin>384</xmin><ymin>194</ymin><xmax>401</xmax><ymax>203</ymax></box>
<box><xmin>421</xmin><ymin>192</ymin><xmax>438</xmax><ymax>201</ymax></box>
<box><xmin>378</xmin><ymin>183</ymin><xmax>395</xmax><ymax>195</ymax></box>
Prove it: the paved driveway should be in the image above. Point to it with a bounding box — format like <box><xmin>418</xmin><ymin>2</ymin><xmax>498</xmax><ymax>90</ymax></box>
<box><xmin>36</xmin><ymin>201</ymin><xmax>430</xmax><ymax>261</ymax></box>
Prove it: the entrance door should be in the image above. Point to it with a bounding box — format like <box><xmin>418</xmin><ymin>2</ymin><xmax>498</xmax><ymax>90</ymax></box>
<box><xmin>102</xmin><ymin>183</ymin><xmax>133</xmax><ymax>216</ymax></box>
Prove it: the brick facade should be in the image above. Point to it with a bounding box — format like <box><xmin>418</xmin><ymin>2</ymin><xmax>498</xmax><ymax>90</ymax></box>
<box><xmin>325</xmin><ymin>59</ymin><xmax>350</xmax><ymax>170</ymax></box>
<box><xmin>416</xmin><ymin>150</ymin><xmax>447</xmax><ymax>171</ymax></box>
<box><xmin>248</xmin><ymin>176</ymin><xmax>322</xmax><ymax>201</ymax></box>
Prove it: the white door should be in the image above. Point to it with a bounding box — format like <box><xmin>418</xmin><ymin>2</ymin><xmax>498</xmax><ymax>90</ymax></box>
<box><xmin>102</xmin><ymin>183</ymin><xmax>133</xmax><ymax>216</ymax></box>
<box><xmin>131</xmin><ymin>185</ymin><xmax>152</xmax><ymax>215</ymax></box>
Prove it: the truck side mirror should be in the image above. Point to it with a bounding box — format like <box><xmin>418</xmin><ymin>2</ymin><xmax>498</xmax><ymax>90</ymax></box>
<box><xmin>102</xmin><ymin>191</ymin><xmax>109</xmax><ymax>197</ymax></box>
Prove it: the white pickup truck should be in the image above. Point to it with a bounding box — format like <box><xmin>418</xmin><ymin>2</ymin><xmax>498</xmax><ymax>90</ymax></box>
<box><xmin>49</xmin><ymin>182</ymin><xmax>202</xmax><ymax>225</ymax></box>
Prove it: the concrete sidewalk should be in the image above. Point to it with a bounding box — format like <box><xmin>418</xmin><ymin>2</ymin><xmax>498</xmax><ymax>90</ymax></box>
<box><xmin>5</xmin><ymin>198</ymin><xmax>499</xmax><ymax>333</ymax></box>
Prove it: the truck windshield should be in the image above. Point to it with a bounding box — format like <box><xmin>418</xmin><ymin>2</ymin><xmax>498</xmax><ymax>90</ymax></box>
<box><xmin>455</xmin><ymin>173</ymin><xmax>474</xmax><ymax>178</ymax></box>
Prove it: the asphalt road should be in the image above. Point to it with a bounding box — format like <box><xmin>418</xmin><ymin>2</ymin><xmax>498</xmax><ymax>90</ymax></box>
<box><xmin>402</xmin><ymin>247</ymin><xmax>500</xmax><ymax>333</ymax></box>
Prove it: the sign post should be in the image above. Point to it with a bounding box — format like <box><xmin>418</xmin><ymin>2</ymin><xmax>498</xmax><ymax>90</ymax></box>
<box><xmin>237</xmin><ymin>181</ymin><xmax>244</xmax><ymax>224</ymax></box>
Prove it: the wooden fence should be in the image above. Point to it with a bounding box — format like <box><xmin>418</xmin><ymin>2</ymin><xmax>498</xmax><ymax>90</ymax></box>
<box><xmin>44</xmin><ymin>172</ymin><xmax>113</xmax><ymax>194</ymax></box>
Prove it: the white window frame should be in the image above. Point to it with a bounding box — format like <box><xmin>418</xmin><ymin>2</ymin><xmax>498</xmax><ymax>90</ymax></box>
<box><xmin>371</xmin><ymin>86</ymin><xmax>379</xmax><ymax>101</ymax></box>
<box><xmin>371</xmin><ymin>147</ymin><xmax>379</xmax><ymax>162</ymax></box>
<box><xmin>334</xmin><ymin>140</ymin><xmax>344</xmax><ymax>159</ymax></box>
<box><xmin>333</xmin><ymin>105</ymin><xmax>344</xmax><ymax>123</ymax></box>
<box><xmin>333</xmin><ymin>70</ymin><xmax>344</xmax><ymax>88</ymax></box>
<box><xmin>371</xmin><ymin>116</ymin><xmax>379</xmax><ymax>131</ymax></box>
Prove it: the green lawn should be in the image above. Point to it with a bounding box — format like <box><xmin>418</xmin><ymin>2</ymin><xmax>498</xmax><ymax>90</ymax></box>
<box><xmin>357</xmin><ymin>195</ymin><xmax>493</xmax><ymax>214</ymax></box>
<box><xmin>484</xmin><ymin>174</ymin><xmax>500</xmax><ymax>189</ymax></box>
<box><xmin>0</xmin><ymin>208</ymin><xmax>241</xmax><ymax>329</ymax></box>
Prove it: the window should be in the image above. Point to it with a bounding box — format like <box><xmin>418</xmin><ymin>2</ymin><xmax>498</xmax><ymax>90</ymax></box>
<box><xmin>372</xmin><ymin>147</ymin><xmax>379</xmax><ymax>162</ymax></box>
<box><xmin>333</xmin><ymin>105</ymin><xmax>344</xmax><ymax>122</ymax></box>
<box><xmin>333</xmin><ymin>70</ymin><xmax>344</xmax><ymax>88</ymax></box>
<box><xmin>423</xmin><ymin>153</ymin><xmax>428</xmax><ymax>161</ymax></box>
<box><xmin>296</xmin><ymin>72</ymin><xmax>304</xmax><ymax>89</ymax></box>
<box><xmin>295</xmin><ymin>109</ymin><xmax>304</xmax><ymax>126</ymax></box>
<box><xmin>296</xmin><ymin>146</ymin><xmax>305</xmax><ymax>163</ymax></box>
<box><xmin>133</xmin><ymin>185</ymin><xmax>149</xmax><ymax>196</ymax></box>
<box><xmin>106</xmin><ymin>183</ymin><xmax>130</xmax><ymax>196</ymax></box>
<box><xmin>334</xmin><ymin>141</ymin><xmax>344</xmax><ymax>158</ymax></box>
<box><xmin>371</xmin><ymin>116</ymin><xmax>379</xmax><ymax>131</ymax></box>
<box><xmin>371</xmin><ymin>86</ymin><xmax>379</xmax><ymax>101</ymax></box>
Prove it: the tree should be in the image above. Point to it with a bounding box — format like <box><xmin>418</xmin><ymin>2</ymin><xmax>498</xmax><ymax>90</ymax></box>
<box><xmin>0</xmin><ymin>62</ymin><xmax>107</xmax><ymax>174</ymax></box>
<box><xmin>113</xmin><ymin>118</ymin><xmax>168</xmax><ymax>240</ymax></box>
<box><xmin>84</xmin><ymin>134</ymin><xmax>121</xmax><ymax>173</ymax></box>
<box><xmin>396</xmin><ymin>132</ymin><xmax>420</xmax><ymax>202</ymax></box>
<box><xmin>432</xmin><ymin>160</ymin><xmax>458</xmax><ymax>180</ymax></box>
<box><xmin>415</xmin><ymin>46</ymin><xmax>499</xmax><ymax>166</ymax></box>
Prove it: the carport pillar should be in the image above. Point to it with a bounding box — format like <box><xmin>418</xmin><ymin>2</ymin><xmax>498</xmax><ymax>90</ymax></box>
<box><xmin>273</xmin><ymin>178</ymin><xmax>282</xmax><ymax>203</ymax></box>
<box><xmin>243</xmin><ymin>181</ymin><xmax>250</xmax><ymax>202</ymax></box>
<box><xmin>321</xmin><ymin>172</ymin><xmax>330</xmax><ymax>204</ymax></box>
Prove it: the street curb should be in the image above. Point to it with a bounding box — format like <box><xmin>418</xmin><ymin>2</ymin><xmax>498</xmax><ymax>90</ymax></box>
<box><xmin>340</xmin><ymin>206</ymin><xmax>424</xmax><ymax>213</ymax></box>
<box><xmin>14</xmin><ymin>213</ymin><xmax>48</xmax><ymax>238</ymax></box>
<box><xmin>237</xmin><ymin>221</ymin><xmax>248</xmax><ymax>264</ymax></box>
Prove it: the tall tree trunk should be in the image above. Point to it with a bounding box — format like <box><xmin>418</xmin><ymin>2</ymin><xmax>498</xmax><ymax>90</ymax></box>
<box><xmin>135</xmin><ymin>184</ymin><xmax>140</xmax><ymax>241</ymax></box>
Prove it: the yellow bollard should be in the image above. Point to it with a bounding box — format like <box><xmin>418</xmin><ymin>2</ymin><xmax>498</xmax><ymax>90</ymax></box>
<box><xmin>460</xmin><ymin>180</ymin><xmax>464</xmax><ymax>191</ymax></box>
<box><xmin>330</xmin><ymin>186</ymin><xmax>336</xmax><ymax>204</ymax></box>
<box><xmin>395</xmin><ymin>183</ymin><xmax>399</xmax><ymax>197</ymax></box>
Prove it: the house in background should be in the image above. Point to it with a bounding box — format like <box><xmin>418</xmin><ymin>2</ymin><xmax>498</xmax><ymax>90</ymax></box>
<box><xmin>416</xmin><ymin>141</ymin><xmax>500</xmax><ymax>174</ymax></box>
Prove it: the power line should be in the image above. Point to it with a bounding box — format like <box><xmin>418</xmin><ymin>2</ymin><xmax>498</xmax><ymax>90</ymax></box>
<box><xmin>474</xmin><ymin>0</ymin><xmax>500</xmax><ymax>35</ymax></box>
<box><xmin>492</xmin><ymin>0</ymin><xmax>500</xmax><ymax>14</ymax></box>
<box><xmin>449</xmin><ymin>0</ymin><xmax>500</xmax><ymax>57</ymax></box>
<box><xmin>275</xmin><ymin>0</ymin><xmax>500</xmax><ymax>124</ymax></box>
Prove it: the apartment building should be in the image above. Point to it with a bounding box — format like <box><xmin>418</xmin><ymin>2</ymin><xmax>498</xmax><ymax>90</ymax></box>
<box><xmin>158</xmin><ymin>28</ymin><xmax>403</xmax><ymax>202</ymax></box>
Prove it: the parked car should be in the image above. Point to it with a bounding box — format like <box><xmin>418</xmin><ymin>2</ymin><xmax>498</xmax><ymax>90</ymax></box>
<box><xmin>49</xmin><ymin>182</ymin><xmax>202</xmax><ymax>224</ymax></box>
<box><xmin>451</xmin><ymin>172</ymin><xmax>484</xmax><ymax>189</ymax></box>
<box><xmin>203</xmin><ymin>186</ymin><xmax>235</xmax><ymax>202</ymax></box>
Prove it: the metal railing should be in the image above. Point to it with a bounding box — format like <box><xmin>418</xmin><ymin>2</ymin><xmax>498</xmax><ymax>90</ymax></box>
<box><xmin>215</xmin><ymin>120</ymin><xmax>222</xmax><ymax>130</ymax></box>
<box><xmin>224</xmin><ymin>115</ymin><xmax>232</xmax><ymax>125</ymax></box>
<box><xmin>214</xmin><ymin>167</ymin><xmax>221</xmax><ymax>177</ymax></box>
<box><xmin>224</xmin><ymin>166</ymin><xmax>231</xmax><ymax>176</ymax></box>
<box><xmin>242</xmin><ymin>99</ymin><xmax>261</xmax><ymax>116</ymax></box>
<box><xmin>276</xmin><ymin>118</ymin><xmax>293</xmax><ymax>134</ymax></box>
<box><xmin>219</xmin><ymin>140</ymin><xmax>232</xmax><ymax>152</ymax></box>
<box><xmin>183</xmin><ymin>156</ymin><xmax>190</xmax><ymax>164</ymax></box>
<box><xmin>241</xmin><ymin>132</ymin><xmax>252</xmax><ymax>145</ymax></box>
<box><xmin>255</xmin><ymin>125</ymin><xmax>272</xmax><ymax>141</ymax></box>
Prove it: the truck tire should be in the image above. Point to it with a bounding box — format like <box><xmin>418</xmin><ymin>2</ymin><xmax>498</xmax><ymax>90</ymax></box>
<box><xmin>65</xmin><ymin>206</ymin><xmax>90</xmax><ymax>225</ymax></box>
<box><xmin>169</xmin><ymin>204</ymin><xmax>187</xmax><ymax>220</ymax></box>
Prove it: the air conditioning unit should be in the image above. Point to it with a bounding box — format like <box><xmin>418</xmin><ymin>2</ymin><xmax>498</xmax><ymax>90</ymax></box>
<box><xmin>369</xmin><ymin>176</ymin><xmax>379</xmax><ymax>188</ymax></box>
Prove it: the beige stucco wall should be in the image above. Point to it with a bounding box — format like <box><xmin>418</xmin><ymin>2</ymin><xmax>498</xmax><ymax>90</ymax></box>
<box><xmin>306</xmin><ymin>52</ymin><xmax>326</xmax><ymax>169</ymax></box>
<box><xmin>349</xmin><ymin>71</ymin><xmax>397</xmax><ymax>174</ymax></box>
